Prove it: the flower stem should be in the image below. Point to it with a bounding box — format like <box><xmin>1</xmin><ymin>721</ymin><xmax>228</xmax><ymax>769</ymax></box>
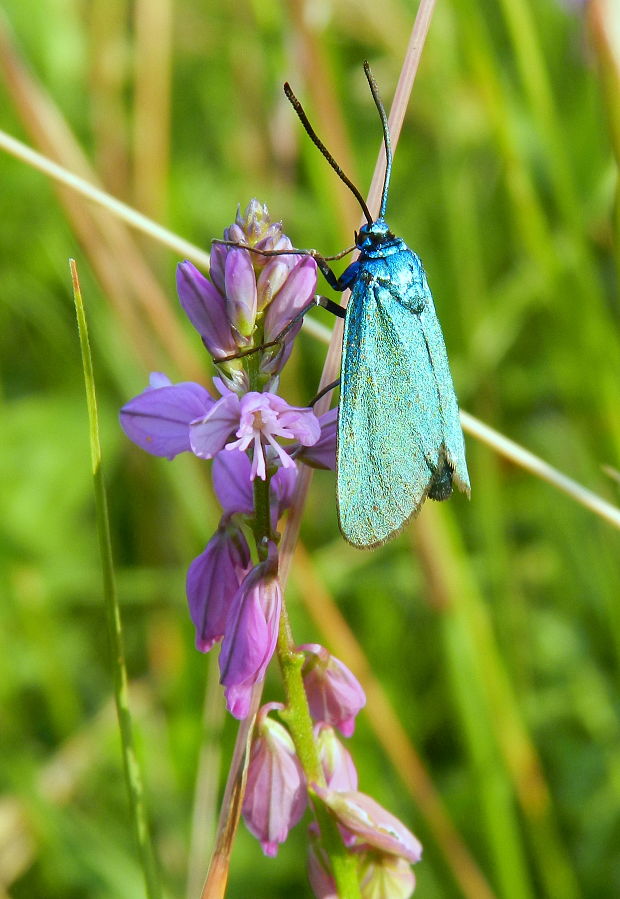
<box><xmin>71</xmin><ymin>261</ymin><xmax>162</xmax><ymax>899</ymax></box>
<box><xmin>242</xmin><ymin>334</ymin><xmax>358</xmax><ymax>894</ymax></box>
<box><xmin>277</xmin><ymin>604</ymin><xmax>361</xmax><ymax>897</ymax></box>
<box><xmin>252</xmin><ymin>475</ymin><xmax>272</xmax><ymax>561</ymax></box>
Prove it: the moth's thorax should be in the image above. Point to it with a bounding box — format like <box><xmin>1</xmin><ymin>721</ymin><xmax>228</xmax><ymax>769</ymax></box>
<box><xmin>356</xmin><ymin>218</ymin><xmax>403</xmax><ymax>258</ymax></box>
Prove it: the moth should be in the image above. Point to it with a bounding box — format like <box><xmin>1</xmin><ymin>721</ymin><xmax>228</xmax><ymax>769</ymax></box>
<box><xmin>218</xmin><ymin>62</ymin><xmax>470</xmax><ymax>548</ymax></box>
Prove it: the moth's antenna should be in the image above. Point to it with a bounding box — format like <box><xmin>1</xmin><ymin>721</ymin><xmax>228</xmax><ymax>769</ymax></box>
<box><xmin>363</xmin><ymin>61</ymin><xmax>392</xmax><ymax>219</ymax></box>
<box><xmin>284</xmin><ymin>82</ymin><xmax>373</xmax><ymax>226</ymax></box>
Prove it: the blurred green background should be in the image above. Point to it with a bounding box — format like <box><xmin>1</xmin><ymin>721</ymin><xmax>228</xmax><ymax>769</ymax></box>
<box><xmin>1</xmin><ymin>0</ymin><xmax>619</xmax><ymax>896</ymax></box>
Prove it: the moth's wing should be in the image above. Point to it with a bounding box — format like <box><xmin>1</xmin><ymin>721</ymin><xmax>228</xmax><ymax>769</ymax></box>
<box><xmin>416</xmin><ymin>267</ymin><xmax>470</xmax><ymax>496</ymax></box>
<box><xmin>337</xmin><ymin>273</ymin><xmax>447</xmax><ymax>548</ymax></box>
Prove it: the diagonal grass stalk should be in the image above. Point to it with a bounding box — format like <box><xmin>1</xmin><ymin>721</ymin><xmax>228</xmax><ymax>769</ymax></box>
<box><xmin>2</xmin><ymin>130</ymin><xmax>618</xmax><ymax>535</ymax></box>
<box><xmin>70</xmin><ymin>260</ymin><xmax>162</xmax><ymax>899</ymax></box>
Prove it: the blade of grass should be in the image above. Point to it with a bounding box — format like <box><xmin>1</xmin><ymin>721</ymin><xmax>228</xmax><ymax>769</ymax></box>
<box><xmin>186</xmin><ymin>651</ymin><xmax>224</xmax><ymax>899</ymax></box>
<box><xmin>416</xmin><ymin>505</ymin><xmax>582</xmax><ymax>899</ymax></box>
<box><xmin>460</xmin><ymin>411</ymin><xmax>620</xmax><ymax>531</ymax></box>
<box><xmin>70</xmin><ymin>259</ymin><xmax>162</xmax><ymax>899</ymax></box>
<box><xmin>88</xmin><ymin>0</ymin><xmax>130</xmax><ymax>199</ymax></box>
<box><xmin>588</xmin><ymin>0</ymin><xmax>620</xmax><ymax>288</ymax></box>
<box><xmin>291</xmin><ymin>542</ymin><xmax>497</xmax><ymax>899</ymax></box>
<box><xmin>0</xmin><ymin>16</ymin><xmax>204</xmax><ymax>379</ymax></box>
<box><xmin>0</xmin><ymin>129</ymin><xmax>211</xmax><ymax>272</ymax></box>
<box><xmin>133</xmin><ymin>0</ymin><xmax>172</xmax><ymax>223</ymax></box>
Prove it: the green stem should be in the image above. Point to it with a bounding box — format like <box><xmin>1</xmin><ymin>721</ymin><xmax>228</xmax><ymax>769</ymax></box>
<box><xmin>242</xmin><ymin>331</ymin><xmax>359</xmax><ymax>896</ymax></box>
<box><xmin>252</xmin><ymin>475</ymin><xmax>272</xmax><ymax>561</ymax></box>
<box><xmin>277</xmin><ymin>604</ymin><xmax>361</xmax><ymax>898</ymax></box>
<box><xmin>71</xmin><ymin>261</ymin><xmax>162</xmax><ymax>899</ymax></box>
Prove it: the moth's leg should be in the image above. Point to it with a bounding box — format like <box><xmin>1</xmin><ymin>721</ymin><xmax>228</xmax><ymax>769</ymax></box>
<box><xmin>211</xmin><ymin>240</ymin><xmax>356</xmax><ymax>293</ymax></box>
<box><xmin>310</xmin><ymin>377</ymin><xmax>341</xmax><ymax>407</ymax></box>
<box><xmin>212</xmin><ymin>239</ymin><xmax>312</xmax><ymax>257</ymax></box>
<box><xmin>317</xmin><ymin>295</ymin><xmax>347</xmax><ymax>320</ymax></box>
<box><xmin>213</xmin><ymin>296</ymin><xmax>323</xmax><ymax>364</ymax></box>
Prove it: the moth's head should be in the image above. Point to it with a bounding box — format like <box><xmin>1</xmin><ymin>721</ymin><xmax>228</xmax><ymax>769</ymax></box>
<box><xmin>355</xmin><ymin>217</ymin><xmax>394</xmax><ymax>251</ymax></box>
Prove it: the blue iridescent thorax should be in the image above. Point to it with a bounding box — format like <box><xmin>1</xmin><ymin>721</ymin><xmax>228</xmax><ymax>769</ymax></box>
<box><xmin>339</xmin><ymin>218</ymin><xmax>428</xmax><ymax>315</ymax></box>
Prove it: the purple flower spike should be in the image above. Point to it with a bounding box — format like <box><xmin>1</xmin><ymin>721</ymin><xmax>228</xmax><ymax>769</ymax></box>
<box><xmin>300</xmin><ymin>643</ymin><xmax>366</xmax><ymax>736</ymax></box>
<box><xmin>315</xmin><ymin>724</ymin><xmax>358</xmax><ymax>791</ymax></box>
<box><xmin>220</xmin><ymin>542</ymin><xmax>282</xmax><ymax>719</ymax></box>
<box><xmin>294</xmin><ymin>407</ymin><xmax>338</xmax><ymax>471</ymax></box>
<box><xmin>359</xmin><ymin>853</ymin><xmax>417</xmax><ymax>899</ymax></box>
<box><xmin>176</xmin><ymin>261</ymin><xmax>236</xmax><ymax>358</ymax></box>
<box><xmin>314</xmin><ymin>788</ymin><xmax>423</xmax><ymax>864</ymax></box>
<box><xmin>120</xmin><ymin>376</ymin><xmax>214</xmax><ymax>459</ymax></box>
<box><xmin>187</xmin><ymin>526</ymin><xmax>251</xmax><ymax>652</ymax></box>
<box><xmin>242</xmin><ymin>703</ymin><xmax>307</xmax><ymax>856</ymax></box>
<box><xmin>224</xmin><ymin>247</ymin><xmax>257</xmax><ymax>339</ymax></box>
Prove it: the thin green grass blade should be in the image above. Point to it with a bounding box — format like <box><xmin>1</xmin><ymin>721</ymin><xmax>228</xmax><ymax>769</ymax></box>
<box><xmin>70</xmin><ymin>259</ymin><xmax>163</xmax><ymax>899</ymax></box>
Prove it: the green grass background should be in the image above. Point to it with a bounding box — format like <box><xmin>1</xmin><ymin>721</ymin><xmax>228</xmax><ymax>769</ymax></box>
<box><xmin>1</xmin><ymin>0</ymin><xmax>619</xmax><ymax>896</ymax></box>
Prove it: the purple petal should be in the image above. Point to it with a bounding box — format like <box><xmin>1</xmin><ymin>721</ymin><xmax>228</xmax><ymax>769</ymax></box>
<box><xmin>223</xmin><ymin>222</ymin><xmax>245</xmax><ymax>244</ymax></box>
<box><xmin>314</xmin><ymin>788</ymin><xmax>423</xmax><ymax>864</ymax></box>
<box><xmin>307</xmin><ymin>844</ymin><xmax>337</xmax><ymax>899</ymax></box>
<box><xmin>295</xmin><ymin>407</ymin><xmax>338</xmax><ymax>470</ymax></box>
<box><xmin>120</xmin><ymin>380</ymin><xmax>214</xmax><ymax>459</ymax></box>
<box><xmin>189</xmin><ymin>393</ymin><xmax>240</xmax><ymax>459</ymax></box>
<box><xmin>242</xmin><ymin>705</ymin><xmax>307</xmax><ymax>856</ymax></box>
<box><xmin>225</xmin><ymin>248</ymin><xmax>257</xmax><ymax>337</ymax></box>
<box><xmin>300</xmin><ymin>642</ymin><xmax>366</xmax><ymax>736</ymax></box>
<box><xmin>148</xmin><ymin>372</ymin><xmax>173</xmax><ymax>389</ymax></box>
<box><xmin>263</xmin><ymin>256</ymin><xmax>318</xmax><ymax>342</ymax></box>
<box><xmin>223</xmin><ymin>682</ymin><xmax>255</xmax><ymax>720</ymax></box>
<box><xmin>271</xmin><ymin>465</ymin><xmax>298</xmax><ymax>517</ymax></box>
<box><xmin>177</xmin><ymin>261</ymin><xmax>236</xmax><ymax>357</ymax></box>
<box><xmin>220</xmin><ymin>544</ymin><xmax>281</xmax><ymax>719</ymax></box>
<box><xmin>209</xmin><ymin>242</ymin><xmax>227</xmax><ymax>296</ymax></box>
<box><xmin>315</xmin><ymin>724</ymin><xmax>358</xmax><ymax>791</ymax></box>
<box><xmin>212</xmin><ymin>450</ymin><xmax>254</xmax><ymax>516</ymax></box>
<box><xmin>187</xmin><ymin>528</ymin><xmax>250</xmax><ymax>652</ymax></box>
<box><xmin>278</xmin><ymin>407</ymin><xmax>321</xmax><ymax>446</ymax></box>
<box><xmin>256</xmin><ymin>252</ymin><xmax>298</xmax><ymax>313</ymax></box>
<box><xmin>359</xmin><ymin>854</ymin><xmax>416</xmax><ymax>899</ymax></box>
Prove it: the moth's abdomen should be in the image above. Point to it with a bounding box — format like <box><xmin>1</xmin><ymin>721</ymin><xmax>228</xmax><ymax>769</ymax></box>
<box><xmin>428</xmin><ymin>456</ymin><xmax>454</xmax><ymax>501</ymax></box>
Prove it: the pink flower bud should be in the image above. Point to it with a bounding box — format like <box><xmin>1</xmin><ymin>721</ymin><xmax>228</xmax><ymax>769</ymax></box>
<box><xmin>315</xmin><ymin>724</ymin><xmax>358</xmax><ymax>791</ymax></box>
<box><xmin>186</xmin><ymin>526</ymin><xmax>251</xmax><ymax>652</ymax></box>
<box><xmin>359</xmin><ymin>852</ymin><xmax>417</xmax><ymax>899</ymax></box>
<box><xmin>176</xmin><ymin>261</ymin><xmax>237</xmax><ymax>358</ymax></box>
<box><xmin>242</xmin><ymin>703</ymin><xmax>307</xmax><ymax>856</ymax></box>
<box><xmin>300</xmin><ymin>644</ymin><xmax>366</xmax><ymax>736</ymax></box>
<box><xmin>224</xmin><ymin>247</ymin><xmax>257</xmax><ymax>339</ymax></box>
<box><xmin>256</xmin><ymin>243</ymin><xmax>297</xmax><ymax>312</ymax></box>
<box><xmin>219</xmin><ymin>543</ymin><xmax>282</xmax><ymax>719</ymax></box>
<box><xmin>307</xmin><ymin>843</ymin><xmax>337</xmax><ymax>898</ymax></box>
<box><xmin>313</xmin><ymin>787</ymin><xmax>422</xmax><ymax>864</ymax></box>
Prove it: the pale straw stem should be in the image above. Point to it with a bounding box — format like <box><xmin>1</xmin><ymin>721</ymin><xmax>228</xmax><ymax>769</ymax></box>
<box><xmin>0</xmin><ymin>128</ymin><xmax>212</xmax><ymax>272</ymax></box>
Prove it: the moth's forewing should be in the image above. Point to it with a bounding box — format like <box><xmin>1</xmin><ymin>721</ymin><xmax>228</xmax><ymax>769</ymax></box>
<box><xmin>337</xmin><ymin>248</ymin><xmax>469</xmax><ymax>548</ymax></box>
